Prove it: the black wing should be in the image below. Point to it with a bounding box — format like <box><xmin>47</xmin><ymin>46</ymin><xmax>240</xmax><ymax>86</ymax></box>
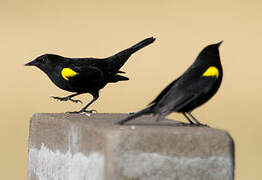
<box><xmin>66</xmin><ymin>65</ymin><xmax>105</xmax><ymax>87</ymax></box>
<box><xmin>156</xmin><ymin>76</ymin><xmax>219</xmax><ymax>113</ymax></box>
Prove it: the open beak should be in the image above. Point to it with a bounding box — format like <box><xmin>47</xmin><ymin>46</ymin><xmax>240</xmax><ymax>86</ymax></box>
<box><xmin>25</xmin><ymin>60</ymin><xmax>38</xmax><ymax>66</ymax></box>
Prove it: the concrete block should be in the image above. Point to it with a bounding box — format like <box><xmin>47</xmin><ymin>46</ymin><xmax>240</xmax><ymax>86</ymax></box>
<box><xmin>28</xmin><ymin>113</ymin><xmax>234</xmax><ymax>180</ymax></box>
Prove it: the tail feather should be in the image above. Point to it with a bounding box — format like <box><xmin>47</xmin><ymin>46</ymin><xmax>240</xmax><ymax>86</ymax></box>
<box><xmin>108</xmin><ymin>37</ymin><xmax>155</xmax><ymax>72</ymax></box>
<box><xmin>125</xmin><ymin>37</ymin><xmax>156</xmax><ymax>54</ymax></box>
<box><xmin>109</xmin><ymin>74</ymin><xmax>129</xmax><ymax>82</ymax></box>
<box><xmin>116</xmin><ymin>106</ymin><xmax>154</xmax><ymax>125</ymax></box>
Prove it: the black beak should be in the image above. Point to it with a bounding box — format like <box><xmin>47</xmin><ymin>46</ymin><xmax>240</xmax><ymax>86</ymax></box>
<box><xmin>217</xmin><ymin>40</ymin><xmax>223</xmax><ymax>47</ymax></box>
<box><xmin>25</xmin><ymin>60</ymin><xmax>38</xmax><ymax>66</ymax></box>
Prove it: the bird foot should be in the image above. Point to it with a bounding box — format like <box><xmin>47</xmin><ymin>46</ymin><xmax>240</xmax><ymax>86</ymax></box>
<box><xmin>67</xmin><ymin>109</ymin><xmax>97</xmax><ymax>114</ymax></box>
<box><xmin>169</xmin><ymin>121</ymin><xmax>209</xmax><ymax>127</ymax></box>
<box><xmin>172</xmin><ymin>122</ymin><xmax>191</xmax><ymax>126</ymax></box>
<box><xmin>51</xmin><ymin>96</ymin><xmax>82</xmax><ymax>104</ymax></box>
<box><xmin>196</xmin><ymin>123</ymin><xmax>209</xmax><ymax>127</ymax></box>
<box><xmin>174</xmin><ymin>122</ymin><xmax>209</xmax><ymax>127</ymax></box>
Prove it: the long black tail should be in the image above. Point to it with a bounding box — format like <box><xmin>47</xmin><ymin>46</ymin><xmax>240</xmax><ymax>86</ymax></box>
<box><xmin>108</xmin><ymin>37</ymin><xmax>155</xmax><ymax>72</ymax></box>
<box><xmin>116</xmin><ymin>105</ymin><xmax>155</xmax><ymax>125</ymax></box>
<box><xmin>123</xmin><ymin>37</ymin><xmax>156</xmax><ymax>54</ymax></box>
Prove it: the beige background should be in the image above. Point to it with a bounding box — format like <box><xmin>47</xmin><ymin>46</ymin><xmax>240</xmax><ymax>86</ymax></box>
<box><xmin>1</xmin><ymin>0</ymin><xmax>261</xmax><ymax>179</ymax></box>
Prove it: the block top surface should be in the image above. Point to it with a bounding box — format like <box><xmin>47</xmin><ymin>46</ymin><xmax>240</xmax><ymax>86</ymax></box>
<box><xmin>30</xmin><ymin>113</ymin><xmax>232</xmax><ymax>137</ymax></box>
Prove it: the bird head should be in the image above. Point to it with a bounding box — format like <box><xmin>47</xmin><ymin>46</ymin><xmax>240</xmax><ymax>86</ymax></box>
<box><xmin>195</xmin><ymin>41</ymin><xmax>223</xmax><ymax>66</ymax></box>
<box><xmin>25</xmin><ymin>54</ymin><xmax>62</xmax><ymax>73</ymax></box>
<box><xmin>201</xmin><ymin>41</ymin><xmax>223</xmax><ymax>54</ymax></box>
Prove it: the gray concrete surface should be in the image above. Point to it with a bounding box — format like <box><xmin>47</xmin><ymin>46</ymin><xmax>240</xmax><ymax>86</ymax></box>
<box><xmin>28</xmin><ymin>113</ymin><xmax>234</xmax><ymax>180</ymax></box>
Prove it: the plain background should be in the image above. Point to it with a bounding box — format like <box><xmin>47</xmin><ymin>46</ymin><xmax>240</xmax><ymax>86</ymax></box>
<box><xmin>1</xmin><ymin>0</ymin><xmax>262</xmax><ymax>179</ymax></box>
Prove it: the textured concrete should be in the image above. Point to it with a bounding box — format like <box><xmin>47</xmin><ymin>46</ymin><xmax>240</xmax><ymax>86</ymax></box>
<box><xmin>28</xmin><ymin>113</ymin><xmax>234</xmax><ymax>180</ymax></box>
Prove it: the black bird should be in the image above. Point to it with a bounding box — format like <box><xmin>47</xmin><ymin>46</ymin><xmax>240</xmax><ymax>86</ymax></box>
<box><xmin>25</xmin><ymin>37</ymin><xmax>155</xmax><ymax>113</ymax></box>
<box><xmin>117</xmin><ymin>41</ymin><xmax>223</xmax><ymax>126</ymax></box>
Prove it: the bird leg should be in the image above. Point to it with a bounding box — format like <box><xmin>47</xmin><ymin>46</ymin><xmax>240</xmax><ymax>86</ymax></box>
<box><xmin>186</xmin><ymin>112</ymin><xmax>209</xmax><ymax>127</ymax></box>
<box><xmin>68</xmin><ymin>94</ymin><xmax>98</xmax><ymax>114</ymax></box>
<box><xmin>51</xmin><ymin>93</ymin><xmax>83</xmax><ymax>103</ymax></box>
<box><xmin>183</xmin><ymin>113</ymin><xmax>195</xmax><ymax>125</ymax></box>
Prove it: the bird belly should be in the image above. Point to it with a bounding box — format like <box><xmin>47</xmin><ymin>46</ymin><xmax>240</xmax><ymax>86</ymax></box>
<box><xmin>48</xmin><ymin>74</ymin><xmax>107</xmax><ymax>93</ymax></box>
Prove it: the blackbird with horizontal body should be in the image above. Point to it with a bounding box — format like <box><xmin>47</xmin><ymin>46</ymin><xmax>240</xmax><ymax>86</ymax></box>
<box><xmin>25</xmin><ymin>37</ymin><xmax>155</xmax><ymax>113</ymax></box>
<box><xmin>117</xmin><ymin>41</ymin><xmax>223</xmax><ymax>126</ymax></box>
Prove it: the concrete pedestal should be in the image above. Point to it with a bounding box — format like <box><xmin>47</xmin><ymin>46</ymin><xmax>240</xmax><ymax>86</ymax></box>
<box><xmin>28</xmin><ymin>113</ymin><xmax>234</xmax><ymax>180</ymax></box>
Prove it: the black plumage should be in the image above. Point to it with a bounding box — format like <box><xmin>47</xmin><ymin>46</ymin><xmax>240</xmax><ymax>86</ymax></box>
<box><xmin>25</xmin><ymin>37</ymin><xmax>155</xmax><ymax>113</ymax></box>
<box><xmin>117</xmin><ymin>41</ymin><xmax>223</xmax><ymax>126</ymax></box>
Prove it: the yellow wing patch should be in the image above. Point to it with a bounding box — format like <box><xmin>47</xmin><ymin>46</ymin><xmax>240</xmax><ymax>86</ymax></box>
<box><xmin>202</xmin><ymin>66</ymin><xmax>219</xmax><ymax>78</ymax></box>
<box><xmin>61</xmin><ymin>68</ymin><xmax>78</xmax><ymax>80</ymax></box>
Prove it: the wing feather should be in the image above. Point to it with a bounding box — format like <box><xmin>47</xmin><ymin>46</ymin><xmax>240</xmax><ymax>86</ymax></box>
<box><xmin>156</xmin><ymin>76</ymin><xmax>218</xmax><ymax>113</ymax></box>
<box><xmin>66</xmin><ymin>65</ymin><xmax>104</xmax><ymax>86</ymax></box>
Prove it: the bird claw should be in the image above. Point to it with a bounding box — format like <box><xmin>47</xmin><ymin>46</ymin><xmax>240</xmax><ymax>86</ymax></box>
<box><xmin>174</xmin><ymin>122</ymin><xmax>209</xmax><ymax>127</ymax></box>
<box><xmin>70</xmin><ymin>99</ymin><xmax>82</xmax><ymax>104</ymax></box>
<box><xmin>82</xmin><ymin>109</ymin><xmax>97</xmax><ymax>114</ymax></box>
<box><xmin>196</xmin><ymin>123</ymin><xmax>209</xmax><ymax>127</ymax></box>
<box><xmin>67</xmin><ymin>109</ymin><xmax>97</xmax><ymax>114</ymax></box>
<box><xmin>51</xmin><ymin>96</ymin><xmax>82</xmax><ymax>104</ymax></box>
<box><xmin>173</xmin><ymin>122</ymin><xmax>190</xmax><ymax>126</ymax></box>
